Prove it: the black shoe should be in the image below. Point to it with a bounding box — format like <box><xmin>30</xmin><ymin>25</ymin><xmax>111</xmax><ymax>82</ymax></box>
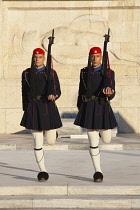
<box><xmin>37</xmin><ymin>172</ymin><xmax>49</xmax><ymax>182</ymax></box>
<box><xmin>93</xmin><ymin>172</ymin><xmax>103</xmax><ymax>183</ymax></box>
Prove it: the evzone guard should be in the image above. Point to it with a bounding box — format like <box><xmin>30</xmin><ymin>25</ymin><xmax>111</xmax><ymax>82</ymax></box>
<box><xmin>74</xmin><ymin>30</ymin><xmax>118</xmax><ymax>182</ymax></box>
<box><xmin>20</xmin><ymin>30</ymin><xmax>62</xmax><ymax>181</ymax></box>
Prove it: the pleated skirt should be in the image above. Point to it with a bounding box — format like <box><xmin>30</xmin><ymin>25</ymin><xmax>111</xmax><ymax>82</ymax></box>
<box><xmin>20</xmin><ymin>99</ymin><xmax>62</xmax><ymax>131</ymax></box>
<box><xmin>74</xmin><ymin>99</ymin><xmax>118</xmax><ymax>130</ymax></box>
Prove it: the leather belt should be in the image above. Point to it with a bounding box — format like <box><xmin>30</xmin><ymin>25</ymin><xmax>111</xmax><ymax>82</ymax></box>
<box><xmin>33</xmin><ymin>96</ymin><xmax>42</xmax><ymax>100</ymax></box>
<box><xmin>82</xmin><ymin>95</ymin><xmax>108</xmax><ymax>103</ymax></box>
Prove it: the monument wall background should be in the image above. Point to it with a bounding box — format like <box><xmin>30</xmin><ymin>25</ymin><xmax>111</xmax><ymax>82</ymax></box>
<box><xmin>0</xmin><ymin>0</ymin><xmax>140</xmax><ymax>133</ymax></box>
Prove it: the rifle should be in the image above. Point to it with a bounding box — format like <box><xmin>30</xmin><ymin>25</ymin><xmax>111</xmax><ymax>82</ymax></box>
<box><xmin>46</xmin><ymin>29</ymin><xmax>55</xmax><ymax>96</ymax></box>
<box><xmin>102</xmin><ymin>28</ymin><xmax>111</xmax><ymax>89</ymax></box>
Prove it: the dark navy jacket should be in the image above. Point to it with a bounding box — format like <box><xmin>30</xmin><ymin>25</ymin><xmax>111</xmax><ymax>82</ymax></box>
<box><xmin>77</xmin><ymin>67</ymin><xmax>115</xmax><ymax>108</ymax></box>
<box><xmin>22</xmin><ymin>68</ymin><xmax>61</xmax><ymax>111</ymax></box>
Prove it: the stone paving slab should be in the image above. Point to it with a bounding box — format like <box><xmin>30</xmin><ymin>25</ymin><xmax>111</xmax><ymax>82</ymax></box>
<box><xmin>1</xmin><ymin>186</ymin><xmax>140</xmax><ymax>196</ymax></box>
<box><xmin>0</xmin><ymin>150</ymin><xmax>140</xmax><ymax>187</ymax></box>
<box><xmin>0</xmin><ymin>196</ymin><xmax>140</xmax><ymax>209</ymax></box>
<box><xmin>0</xmin><ymin>133</ymin><xmax>139</xmax><ymax>150</ymax></box>
<box><xmin>5</xmin><ymin>209</ymin><xmax>135</xmax><ymax>210</ymax></box>
<box><xmin>6</xmin><ymin>209</ymin><xmax>135</xmax><ymax>210</ymax></box>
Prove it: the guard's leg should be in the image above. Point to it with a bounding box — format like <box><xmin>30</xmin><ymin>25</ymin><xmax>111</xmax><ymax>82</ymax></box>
<box><xmin>100</xmin><ymin>129</ymin><xmax>111</xmax><ymax>144</ymax></box>
<box><xmin>87</xmin><ymin>129</ymin><xmax>103</xmax><ymax>182</ymax></box>
<box><xmin>45</xmin><ymin>129</ymin><xmax>57</xmax><ymax>145</ymax></box>
<box><xmin>31</xmin><ymin>130</ymin><xmax>49</xmax><ymax>181</ymax></box>
<box><xmin>87</xmin><ymin>130</ymin><xmax>101</xmax><ymax>172</ymax></box>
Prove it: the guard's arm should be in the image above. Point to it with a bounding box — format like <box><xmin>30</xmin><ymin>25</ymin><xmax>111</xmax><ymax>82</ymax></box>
<box><xmin>22</xmin><ymin>71</ymin><xmax>29</xmax><ymax>111</ymax></box>
<box><xmin>47</xmin><ymin>70</ymin><xmax>61</xmax><ymax>101</ymax></box>
<box><xmin>77</xmin><ymin>70</ymin><xmax>86</xmax><ymax>109</ymax></box>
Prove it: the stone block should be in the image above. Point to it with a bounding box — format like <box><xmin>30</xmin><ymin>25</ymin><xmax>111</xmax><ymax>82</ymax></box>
<box><xmin>68</xmin><ymin>186</ymin><xmax>140</xmax><ymax>196</ymax></box>
<box><xmin>0</xmin><ymin>65</ymin><xmax>4</xmax><ymax>79</ymax></box>
<box><xmin>112</xmin><ymin>65</ymin><xmax>127</xmax><ymax>76</ymax></box>
<box><xmin>137</xmin><ymin>23</ymin><xmax>140</xmax><ymax>42</ymax></box>
<box><xmin>134</xmin><ymin>9</ymin><xmax>140</xmax><ymax>21</ymax></box>
<box><xmin>110</xmin><ymin>22</ymin><xmax>138</xmax><ymax>43</ymax></box>
<box><xmin>120</xmin><ymin>0</ymin><xmax>138</xmax><ymax>7</ymax></box>
<box><xmin>116</xmin><ymin>76</ymin><xmax>138</xmax><ymax>86</ymax></box>
<box><xmin>0</xmin><ymin>198</ymin><xmax>32</xmax><ymax>209</ymax></box>
<box><xmin>138</xmin><ymin>108</ymin><xmax>140</xmax><ymax>133</ymax></box>
<box><xmin>91</xmin><ymin>10</ymin><xmax>102</xmax><ymax>17</ymax></box>
<box><xmin>120</xmin><ymin>42</ymin><xmax>140</xmax><ymax>64</ymax></box>
<box><xmin>109</xmin><ymin>42</ymin><xmax>121</xmax><ymax>63</ymax></box>
<box><xmin>44</xmin><ymin>145</ymin><xmax>68</xmax><ymax>151</ymax></box>
<box><xmin>5</xmin><ymin>109</ymin><xmax>24</xmax><ymax>134</ymax></box>
<box><xmin>33</xmin><ymin>198</ymin><xmax>132</xmax><ymax>209</ymax></box>
<box><xmin>4</xmin><ymin>65</ymin><xmax>26</xmax><ymax>79</ymax></box>
<box><xmin>65</xmin><ymin>65</ymin><xmax>83</xmax><ymax>79</ymax></box>
<box><xmin>110</xmin><ymin>86</ymin><xmax>122</xmax><ymax>108</ymax></box>
<box><xmin>58</xmin><ymin>107</ymin><xmax>78</xmax><ymax>113</ymax></box>
<box><xmin>114</xmin><ymin>65</ymin><xmax>139</xmax><ymax>77</ymax></box>
<box><xmin>108</xmin><ymin>9</ymin><xmax>123</xmax><ymax>22</ymax></box>
<box><xmin>5</xmin><ymin>78</ymin><xmax>21</xmax><ymax>87</ymax></box>
<box><xmin>0</xmin><ymin>85</ymin><xmax>6</xmax><ymax>108</ymax></box>
<box><xmin>52</xmin><ymin>36</ymin><xmax>98</xmax><ymax>65</ymax></box>
<box><xmin>0</xmin><ymin>110</ymin><xmax>6</xmax><ymax>133</ymax></box>
<box><xmin>122</xmin><ymin>86</ymin><xmax>140</xmax><ymax>107</ymax></box>
<box><xmin>122</xmin><ymin>9</ymin><xmax>134</xmax><ymax>22</ymax></box>
<box><xmin>16</xmin><ymin>144</ymin><xmax>33</xmax><ymax>151</ymax></box>
<box><xmin>118</xmin><ymin>108</ymin><xmax>139</xmax><ymax>133</ymax></box>
<box><xmin>132</xmin><ymin>198</ymin><xmax>140</xmax><ymax>209</ymax></box>
<box><xmin>0</xmin><ymin>144</ymin><xmax>16</xmax><ymax>151</ymax></box>
<box><xmin>55</xmin><ymin>64</ymin><xmax>83</xmax><ymax>80</ymax></box>
<box><xmin>54</xmin><ymin>65</ymin><xmax>66</xmax><ymax>79</ymax></box>
<box><xmin>5</xmin><ymin>85</ymin><xmax>22</xmax><ymax>108</ymax></box>
<box><xmin>60</xmin><ymin>79</ymin><xmax>79</xmax><ymax>86</ymax></box>
<box><xmin>135</xmin><ymin>0</ymin><xmax>140</xmax><ymax>6</ymax></box>
<box><xmin>56</xmin><ymin>85</ymin><xmax>78</xmax><ymax>108</ymax></box>
<box><xmin>0</xmin><ymin>186</ymin><xmax>67</xmax><ymax>196</ymax></box>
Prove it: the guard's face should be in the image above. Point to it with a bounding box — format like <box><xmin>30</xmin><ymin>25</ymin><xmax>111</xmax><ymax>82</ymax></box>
<box><xmin>91</xmin><ymin>53</ymin><xmax>102</xmax><ymax>68</ymax></box>
<box><xmin>34</xmin><ymin>54</ymin><xmax>45</xmax><ymax>68</ymax></box>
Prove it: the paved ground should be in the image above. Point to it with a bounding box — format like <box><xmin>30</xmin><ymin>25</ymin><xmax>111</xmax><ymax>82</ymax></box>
<box><xmin>0</xmin><ymin>133</ymin><xmax>139</xmax><ymax>186</ymax></box>
<box><xmin>0</xmin><ymin>133</ymin><xmax>139</xmax><ymax>209</ymax></box>
<box><xmin>0</xmin><ymin>150</ymin><xmax>140</xmax><ymax>187</ymax></box>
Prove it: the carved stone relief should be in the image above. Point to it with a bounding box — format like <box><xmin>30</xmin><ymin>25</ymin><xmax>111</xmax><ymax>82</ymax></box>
<box><xmin>10</xmin><ymin>14</ymin><xmax>140</xmax><ymax>66</ymax></box>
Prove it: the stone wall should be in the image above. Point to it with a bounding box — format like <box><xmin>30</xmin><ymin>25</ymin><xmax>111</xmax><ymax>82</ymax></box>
<box><xmin>0</xmin><ymin>0</ymin><xmax>140</xmax><ymax>133</ymax></box>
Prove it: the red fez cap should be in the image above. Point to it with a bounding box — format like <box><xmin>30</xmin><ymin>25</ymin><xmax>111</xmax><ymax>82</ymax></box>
<box><xmin>33</xmin><ymin>48</ymin><xmax>45</xmax><ymax>55</ymax></box>
<box><xmin>90</xmin><ymin>47</ymin><xmax>102</xmax><ymax>54</ymax></box>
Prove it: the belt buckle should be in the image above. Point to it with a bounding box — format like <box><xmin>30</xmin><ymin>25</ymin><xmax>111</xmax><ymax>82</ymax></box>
<box><xmin>91</xmin><ymin>96</ymin><xmax>96</xmax><ymax>100</ymax></box>
<box><xmin>36</xmin><ymin>96</ymin><xmax>41</xmax><ymax>100</ymax></box>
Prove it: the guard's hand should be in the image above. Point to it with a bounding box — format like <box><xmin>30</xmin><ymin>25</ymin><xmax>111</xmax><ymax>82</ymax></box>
<box><xmin>48</xmin><ymin>95</ymin><xmax>58</xmax><ymax>101</ymax></box>
<box><xmin>103</xmin><ymin>87</ymin><xmax>114</xmax><ymax>97</ymax></box>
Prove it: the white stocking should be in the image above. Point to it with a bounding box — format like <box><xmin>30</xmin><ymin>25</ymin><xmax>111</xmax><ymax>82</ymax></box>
<box><xmin>100</xmin><ymin>129</ymin><xmax>111</xmax><ymax>143</ymax></box>
<box><xmin>87</xmin><ymin>130</ymin><xmax>102</xmax><ymax>173</ymax></box>
<box><xmin>45</xmin><ymin>129</ymin><xmax>57</xmax><ymax>145</ymax></box>
<box><xmin>31</xmin><ymin>130</ymin><xmax>46</xmax><ymax>172</ymax></box>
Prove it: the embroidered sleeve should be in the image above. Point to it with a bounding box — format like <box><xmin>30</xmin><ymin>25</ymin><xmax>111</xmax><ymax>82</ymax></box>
<box><xmin>47</xmin><ymin>70</ymin><xmax>61</xmax><ymax>100</ymax></box>
<box><xmin>22</xmin><ymin>71</ymin><xmax>29</xmax><ymax>111</ymax></box>
<box><xmin>77</xmin><ymin>69</ymin><xmax>87</xmax><ymax>108</ymax></box>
